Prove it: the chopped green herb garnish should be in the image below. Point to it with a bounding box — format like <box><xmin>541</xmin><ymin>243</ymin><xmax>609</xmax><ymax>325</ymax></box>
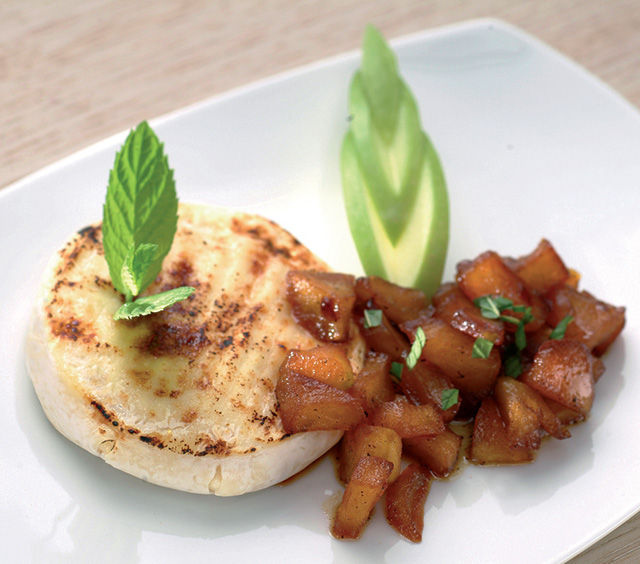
<box><xmin>549</xmin><ymin>315</ymin><xmax>574</xmax><ymax>340</ymax></box>
<box><xmin>103</xmin><ymin>121</ymin><xmax>194</xmax><ymax>320</ymax></box>
<box><xmin>473</xmin><ymin>295</ymin><xmax>513</xmax><ymax>319</ymax></box>
<box><xmin>441</xmin><ymin>388</ymin><xmax>459</xmax><ymax>411</ymax></box>
<box><xmin>504</xmin><ymin>351</ymin><xmax>523</xmax><ymax>378</ymax></box>
<box><xmin>514</xmin><ymin>322</ymin><xmax>527</xmax><ymax>352</ymax></box>
<box><xmin>363</xmin><ymin>308</ymin><xmax>383</xmax><ymax>328</ymax></box>
<box><xmin>474</xmin><ymin>295</ymin><xmax>536</xmax><ymax>375</ymax></box>
<box><xmin>406</xmin><ymin>326</ymin><xmax>426</xmax><ymax>370</ymax></box>
<box><xmin>341</xmin><ymin>25</ymin><xmax>449</xmax><ymax>298</ymax></box>
<box><xmin>390</xmin><ymin>361</ymin><xmax>404</xmax><ymax>381</ymax></box>
<box><xmin>472</xmin><ymin>337</ymin><xmax>494</xmax><ymax>359</ymax></box>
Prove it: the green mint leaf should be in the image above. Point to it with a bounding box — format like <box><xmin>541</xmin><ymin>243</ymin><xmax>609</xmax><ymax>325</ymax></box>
<box><xmin>514</xmin><ymin>321</ymin><xmax>527</xmax><ymax>351</ymax></box>
<box><xmin>390</xmin><ymin>361</ymin><xmax>404</xmax><ymax>381</ymax></box>
<box><xmin>406</xmin><ymin>326</ymin><xmax>426</xmax><ymax>370</ymax></box>
<box><xmin>504</xmin><ymin>351</ymin><xmax>523</xmax><ymax>378</ymax></box>
<box><xmin>441</xmin><ymin>388</ymin><xmax>459</xmax><ymax>411</ymax></box>
<box><xmin>363</xmin><ymin>308</ymin><xmax>383</xmax><ymax>328</ymax></box>
<box><xmin>121</xmin><ymin>243</ymin><xmax>159</xmax><ymax>300</ymax></box>
<box><xmin>472</xmin><ymin>337</ymin><xmax>494</xmax><ymax>359</ymax></box>
<box><xmin>550</xmin><ymin>315</ymin><xmax>574</xmax><ymax>340</ymax></box>
<box><xmin>103</xmin><ymin>121</ymin><xmax>178</xmax><ymax>298</ymax></box>
<box><xmin>341</xmin><ymin>25</ymin><xmax>449</xmax><ymax>299</ymax></box>
<box><xmin>113</xmin><ymin>286</ymin><xmax>195</xmax><ymax>320</ymax></box>
<box><xmin>474</xmin><ymin>295</ymin><xmax>514</xmax><ymax>319</ymax></box>
<box><xmin>493</xmin><ymin>296</ymin><xmax>515</xmax><ymax>310</ymax></box>
<box><xmin>521</xmin><ymin>306</ymin><xmax>535</xmax><ymax>325</ymax></box>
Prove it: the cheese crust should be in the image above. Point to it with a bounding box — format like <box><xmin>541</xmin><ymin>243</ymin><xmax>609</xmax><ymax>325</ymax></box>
<box><xmin>27</xmin><ymin>203</ymin><xmax>365</xmax><ymax>495</ymax></box>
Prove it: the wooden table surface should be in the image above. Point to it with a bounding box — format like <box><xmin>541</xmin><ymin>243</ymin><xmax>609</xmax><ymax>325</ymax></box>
<box><xmin>2</xmin><ymin>1</ymin><xmax>639</xmax><ymax>562</ymax></box>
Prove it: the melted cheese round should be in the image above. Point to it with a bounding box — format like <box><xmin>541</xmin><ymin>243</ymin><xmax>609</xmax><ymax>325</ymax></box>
<box><xmin>27</xmin><ymin>203</ymin><xmax>365</xmax><ymax>495</ymax></box>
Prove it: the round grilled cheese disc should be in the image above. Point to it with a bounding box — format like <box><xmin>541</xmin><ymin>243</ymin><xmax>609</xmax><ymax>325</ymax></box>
<box><xmin>27</xmin><ymin>203</ymin><xmax>365</xmax><ymax>496</ymax></box>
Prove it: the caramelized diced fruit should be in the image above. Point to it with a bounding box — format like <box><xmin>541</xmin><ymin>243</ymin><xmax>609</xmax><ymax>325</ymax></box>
<box><xmin>368</xmin><ymin>395</ymin><xmax>445</xmax><ymax>438</ymax></box>
<box><xmin>385</xmin><ymin>463</ymin><xmax>432</xmax><ymax>543</ymax></box>
<box><xmin>398</xmin><ymin>361</ymin><xmax>460</xmax><ymax>422</ymax></box>
<box><xmin>512</xmin><ymin>239</ymin><xmax>570</xmax><ymax>294</ymax></box>
<box><xmin>456</xmin><ymin>251</ymin><xmax>545</xmax><ymax>332</ymax></box>
<box><xmin>276</xmin><ymin>370</ymin><xmax>364</xmax><ymax>433</ymax></box>
<box><xmin>402</xmin><ymin>316</ymin><xmax>500</xmax><ymax>407</ymax></box>
<box><xmin>457</xmin><ymin>251</ymin><xmax>530</xmax><ymax>305</ymax></box>
<box><xmin>350</xmin><ymin>352</ymin><xmax>396</xmax><ymax>411</ymax></box>
<box><xmin>546</xmin><ymin>285</ymin><xmax>625</xmax><ymax>356</ymax></box>
<box><xmin>286</xmin><ymin>270</ymin><xmax>356</xmax><ymax>342</ymax></box>
<box><xmin>355</xmin><ymin>276</ymin><xmax>428</xmax><ymax>325</ymax></box>
<box><xmin>279</xmin><ymin>234</ymin><xmax>626</xmax><ymax>542</ymax></box>
<box><xmin>403</xmin><ymin>428</ymin><xmax>462</xmax><ymax>478</ymax></box>
<box><xmin>566</xmin><ymin>268</ymin><xmax>581</xmax><ymax>288</ymax></box>
<box><xmin>469</xmin><ymin>397</ymin><xmax>534</xmax><ymax>465</ymax></box>
<box><xmin>339</xmin><ymin>423</ymin><xmax>402</xmax><ymax>484</ymax></box>
<box><xmin>520</xmin><ymin>339</ymin><xmax>596</xmax><ymax>417</ymax></box>
<box><xmin>493</xmin><ymin>376</ymin><xmax>569</xmax><ymax>450</ymax></box>
<box><xmin>433</xmin><ymin>282</ymin><xmax>506</xmax><ymax>345</ymax></box>
<box><xmin>545</xmin><ymin>398</ymin><xmax>584</xmax><ymax>426</ymax></box>
<box><xmin>332</xmin><ymin>455</ymin><xmax>393</xmax><ymax>540</ymax></box>
<box><xmin>281</xmin><ymin>345</ymin><xmax>354</xmax><ymax>390</ymax></box>
<box><xmin>356</xmin><ymin>308</ymin><xmax>410</xmax><ymax>361</ymax></box>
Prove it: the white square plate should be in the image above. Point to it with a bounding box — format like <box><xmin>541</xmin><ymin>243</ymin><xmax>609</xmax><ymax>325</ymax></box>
<box><xmin>1</xmin><ymin>19</ymin><xmax>638</xmax><ymax>564</ymax></box>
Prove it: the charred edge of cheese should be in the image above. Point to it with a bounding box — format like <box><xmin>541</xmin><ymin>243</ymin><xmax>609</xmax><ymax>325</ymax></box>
<box><xmin>26</xmin><ymin>203</ymin><xmax>365</xmax><ymax>496</ymax></box>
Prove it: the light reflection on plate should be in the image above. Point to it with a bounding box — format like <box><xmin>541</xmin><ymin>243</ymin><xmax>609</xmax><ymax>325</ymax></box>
<box><xmin>1</xmin><ymin>18</ymin><xmax>638</xmax><ymax>564</ymax></box>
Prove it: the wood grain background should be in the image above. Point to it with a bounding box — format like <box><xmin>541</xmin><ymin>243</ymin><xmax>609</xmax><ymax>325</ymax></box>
<box><xmin>2</xmin><ymin>1</ymin><xmax>639</xmax><ymax>562</ymax></box>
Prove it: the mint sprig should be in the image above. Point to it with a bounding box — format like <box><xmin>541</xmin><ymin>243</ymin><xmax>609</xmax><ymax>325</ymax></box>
<box><xmin>103</xmin><ymin>121</ymin><xmax>194</xmax><ymax>320</ymax></box>
<box><xmin>113</xmin><ymin>286</ymin><xmax>196</xmax><ymax>320</ymax></box>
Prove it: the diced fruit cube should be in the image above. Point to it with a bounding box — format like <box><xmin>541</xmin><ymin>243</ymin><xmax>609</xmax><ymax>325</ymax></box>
<box><xmin>355</xmin><ymin>308</ymin><xmax>410</xmax><ymax>361</ymax></box>
<box><xmin>511</xmin><ymin>239</ymin><xmax>570</xmax><ymax>294</ymax></box>
<box><xmin>338</xmin><ymin>423</ymin><xmax>402</xmax><ymax>484</ymax></box>
<box><xmin>456</xmin><ymin>251</ymin><xmax>545</xmax><ymax>331</ymax></box>
<box><xmin>493</xmin><ymin>376</ymin><xmax>569</xmax><ymax>450</ymax></box>
<box><xmin>280</xmin><ymin>345</ymin><xmax>354</xmax><ymax>390</ymax></box>
<box><xmin>456</xmin><ymin>251</ymin><xmax>530</xmax><ymax>305</ymax></box>
<box><xmin>385</xmin><ymin>463</ymin><xmax>432</xmax><ymax>543</ymax></box>
<box><xmin>546</xmin><ymin>285</ymin><xmax>625</xmax><ymax>356</ymax></box>
<box><xmin>397</xmin><ymin>361</ymin><xmax>460</xmax><ymax>422</ymax></box>
<box><xmin>355</xmin><ymin>275</ymin><xmax>428</xmax><ymax>325</ymax></box>
<box><xmin>433</xmin><ymin>282</ymin><xmax>505</xmax><ymax>345</ymax></box>
<box><xmin>276</xmin><ymin>370</ymin><xmax>364</xmax><ymax>433</ymax></box>
<box><xmin>545</xmin><ymin>398</ymin><xmax>584</xmax><ymax>426</ymax></box>
<box><xmin>402</xmin><ymin>316</ymin><xmax>500</xmax><ymax>408</ymax></box>
<box><xmin>286</xmin><ymin>270</ymin><xmax>356</xmax><ymax>342</ymax></box>
<box><xmin>468</xmin><ymin>397</ymin><xmax>534</xmax><ymax>465</ymax></box>
<box><xmin>368</xmin><ymin>395</ymin><xmax>445</xmax><ymax>438</ymax></box>
<box><xmin>403</xmin><ymin>428</ymin><xmax>462</xmax><ymax>478</ymax></box>
<box><xmin>519</xmin><ymin>339</ymin><xmax>597</xmax><ymax>417</ymax></box>
<box><xmin>331</xmin><ymin>455</ymin><xmax>393</xmax><ymax>540</ymax></box>
<box><xmin>350</xmin><ymin>352</ymin><xmax>396</xmax><ymax>411</ymax></box>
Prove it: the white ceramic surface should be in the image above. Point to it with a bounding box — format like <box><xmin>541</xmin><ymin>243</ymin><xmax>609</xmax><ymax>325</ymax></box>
<box><xmin>1</xmin><ymin>19</ymin><xmax>638</xmax><ymax>564</ymax></box>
